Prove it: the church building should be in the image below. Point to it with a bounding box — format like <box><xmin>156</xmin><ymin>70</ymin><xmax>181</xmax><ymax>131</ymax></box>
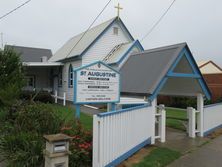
<box><xmin>7</xmin><ymin>16</ymin><xmax>210</xmax><ymax>104</ymax></box>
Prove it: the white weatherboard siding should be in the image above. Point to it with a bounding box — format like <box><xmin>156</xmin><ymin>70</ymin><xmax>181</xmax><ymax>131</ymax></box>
<box><xmin>82</xmin><ymin>22</ymin><xmax>132</xmax><ymax>65</ymax></box>
<box><xmin>203</xmin><ymin>103</ymin><xmax>222</xmax><ymax>134</ymax></box>
<box><xmin>58</xmin><ymin>60</ymin><xmax>82</xmax><ymax>101</ymax></box>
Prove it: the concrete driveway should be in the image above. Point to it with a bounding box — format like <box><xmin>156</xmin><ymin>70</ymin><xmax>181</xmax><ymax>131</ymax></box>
<box><xmin>168</xmin><ymin>135</ymin><xmax>222</xmax><ymax>167</ymax></box>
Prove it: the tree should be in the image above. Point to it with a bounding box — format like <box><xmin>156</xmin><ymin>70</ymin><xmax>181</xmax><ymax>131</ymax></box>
<box><xmin>0</xmin><ymin>47</ymin><xmax>24</xmax><ymax>107</ymax></box>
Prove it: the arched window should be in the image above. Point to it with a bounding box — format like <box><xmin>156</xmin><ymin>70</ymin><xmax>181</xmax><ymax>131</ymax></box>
<box><xmin>68</xmin><ymin>64</ymin><xmax>73</xmax><ymax>88</ymax></box>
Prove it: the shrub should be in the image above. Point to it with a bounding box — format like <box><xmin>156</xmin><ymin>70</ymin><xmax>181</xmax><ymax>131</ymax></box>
<box><xmin>0</xmin><ymin>47</ymin><xmax>24</xmax><ymax>107</ymax></box>
<box><xmin>20</xmin><ymin>90</ymin><xmax>54</xmax><ymax>104</ymax></box>
<box><xmin>35</xmin><ymin>91</ymin><xmax>54</xmax><ymax>103</ymax></box>
<box><xmin>61</xmin><ymin>122</ymin><xmax>92</xmax><ymax>167</ymax></box>
<box><xmin>0</xmin><ymin>103</ymin><xmax>93</xmax><ymax>167</ymax></box>
<box><xmin>0</xmin><ymin>132</ymin><xmax>44</xmax><ymax>167</ymax></box>
<box><xmin>0</xmin><ymin>103</ymin><xmax>64</xmax><ymax>166</ymax></box>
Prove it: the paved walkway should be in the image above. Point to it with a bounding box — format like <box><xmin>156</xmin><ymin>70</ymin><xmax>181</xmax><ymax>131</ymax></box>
<box><xmin>157</xmin><ymin>127</ymin><xmax>209</xmax><ymax>154</ymax></box>
<box><xmin>67</xmin><ymin>101</ymin><xmax>104</xmax><ymax>115</ymax></box>
<box><xmin>168</xmin><ymin>135</ymin><xmax>222</xmax><ymax>167</ymax></box>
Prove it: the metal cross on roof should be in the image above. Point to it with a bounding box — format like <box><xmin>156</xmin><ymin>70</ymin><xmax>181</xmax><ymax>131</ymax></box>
<box><xmin>115</xmin><ymin>3</ymin><xmax>123</xmax><ymax>19</ymax></box>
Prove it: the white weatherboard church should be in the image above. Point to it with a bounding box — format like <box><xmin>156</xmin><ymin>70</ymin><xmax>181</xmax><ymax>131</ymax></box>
<box><xmin>9</xmin><ymin>16</ymin><xmax>144</xmax><ymax>102</ymax></box>
<box><xmin>50</xmin><ymin>17</ymin><xmax>144</xmax><ymax>101</ymax></box>
<box><xmin>8</xmin><ymin>15</ymin><xmax>210</xmax><ymax>107</ymax></box>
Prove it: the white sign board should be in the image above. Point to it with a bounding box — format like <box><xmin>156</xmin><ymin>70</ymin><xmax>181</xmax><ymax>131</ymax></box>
<box><xmin>74</xmin><ymin>62</ymin><xmax>120</xmax><ymax>104</ymax></box>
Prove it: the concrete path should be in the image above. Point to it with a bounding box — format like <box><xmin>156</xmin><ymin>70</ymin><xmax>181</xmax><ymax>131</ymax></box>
<box><xmin>80</xmin><ymin>105</ymin><xmax>103</xmax><ymax>115</ymax></box>
<box><xmin>157</xmin><ymin>127</ymin><xmax>209</xmax><ymax>154</ymax></box>
<box><xmin>168</xmin><ymin>135</ymin><xmax>222</xmax><ymax>167</ymax></box>
<box><xmin>67</xmin><ymin>102</ymin><xmax>104</xmax><ymax>115</ymax></box>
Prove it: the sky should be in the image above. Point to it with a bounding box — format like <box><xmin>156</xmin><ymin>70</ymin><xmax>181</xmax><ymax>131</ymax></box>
<box><xmin>1</xmin><ymin>0</ymin><xmax>222</xmax><ymax>66</ymax></box>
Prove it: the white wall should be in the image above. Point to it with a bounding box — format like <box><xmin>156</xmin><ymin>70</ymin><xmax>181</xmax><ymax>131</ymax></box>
<box><xmin>58</xmin><ymin>60</ymin><xmax>82</xmax><ymax>101</ymax></box>
<box><xmin>203</xmin><ymin>103</ymin><xmax>222</xmax><ymax>135</ymax></box>
<box><xmin>82</xmin><ymin>22</ymin><xmax>132</xmax><ymax>66</ymax></box>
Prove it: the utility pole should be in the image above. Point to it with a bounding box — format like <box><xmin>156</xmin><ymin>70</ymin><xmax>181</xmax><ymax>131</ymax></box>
<box><xmin>0</xmin><ymin>32</ymin><xmax>3</xmax><ymax>49</ymax></box>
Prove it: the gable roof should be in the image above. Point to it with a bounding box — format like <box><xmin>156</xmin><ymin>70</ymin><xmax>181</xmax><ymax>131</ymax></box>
<box><xmin>197</xmin><ymin>60</ymin><xmax>222</xmax><ymax>74</ymax></box>
<box><xmin>120</xmin><ymin>43</ymin><xmax>211</xmax><ymax>99</ymax></box>
<box><xmin>50</xmin><ymin>17</ymin><xmax>134</xmax><ymax>62</ymax></box>
<box><xmin>5</xmin><ymin>45</ymin><xmax>53</xmax><ymax>62</ymax></box>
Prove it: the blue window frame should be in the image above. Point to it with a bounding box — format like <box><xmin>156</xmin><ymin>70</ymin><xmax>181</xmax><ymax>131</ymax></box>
<box><xmin>68</xmin><ymin>64</ymin><xmax>73</xmax><ymax>88</ymax></box>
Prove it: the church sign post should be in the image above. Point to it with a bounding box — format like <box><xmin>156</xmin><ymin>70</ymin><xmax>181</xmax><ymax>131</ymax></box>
<box><xmin>73</xmin><ymin>61</ymin><xmax>120</xmax><ymax>118</ymax></box>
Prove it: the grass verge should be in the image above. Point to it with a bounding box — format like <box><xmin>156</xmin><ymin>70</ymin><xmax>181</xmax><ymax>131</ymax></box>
<box><xmin>166</xmin><ymin>108</ymin><xmax>187</xmax><ymax>131</ymax></box>
<box><xmin>133</xmin><ymin>147</ymin><xmax>181</xmax><ymax>167</ymax></box>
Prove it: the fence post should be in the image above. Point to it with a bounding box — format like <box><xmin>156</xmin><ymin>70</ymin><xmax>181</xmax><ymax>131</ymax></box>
<box><xmin>151</xmin><ymin>98</ymin><xmax>157</xmax><ymax>144</ymax></box>
<box><xmin>197</xmin><ymin>94</ymin><xmax>204</xmax><ymax>137</ymax></box>
<box><xmin>55</xmin><ymin>90</ymin><xmax>58</xmax><ymax>104</ymax></box>
<box><xmin>63</xmin><ymin>92</ymin><xmax>66</xmax><ymax>106</ymax></box>
<box><xmin>159</xmin><ymin>104</ymin><xmax>166</xmax><ymax>143</ymax></box>
<box><xmin>188</xmin><ymin>107</ymin><xmax>196</xmax><ymax>138</ymax></box>
<box><xmin>93</xmin><ymin>115</ymin><xmax>99</xmax><ymax>167</ymax></box>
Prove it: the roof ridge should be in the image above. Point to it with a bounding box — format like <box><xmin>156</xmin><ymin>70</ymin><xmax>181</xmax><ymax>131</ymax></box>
<box><xmin>5</xmin><ymin>45</ymin><xmax>52</xmax><ymax>51</ymax></box>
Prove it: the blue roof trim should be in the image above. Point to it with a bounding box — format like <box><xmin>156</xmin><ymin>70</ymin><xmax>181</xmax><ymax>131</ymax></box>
<box><xmin>108</xmin><ymin>40</ymin><xmax>144</xmax><ymax>66</ymax></box>
<box><xmin>80</xmin><ymin>17</ymin><xmax>135</xmax><ymax>58</ymax></box>
<box><xmin>167</xmin><ymin>73</ymin><xmax>201</xmax><ymax>78</ymax></box>
<box><xmin>149</xmin><ymin>45</ymin><xmax>211</xmax><ymax>101</ymax></box>
<box><xmin>182</xmin><ymin>47</ymin><xmax>211</xmax><ymax>100</ymax></box>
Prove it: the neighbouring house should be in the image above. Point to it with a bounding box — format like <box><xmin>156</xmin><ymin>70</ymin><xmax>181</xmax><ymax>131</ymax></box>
<box><xmin>5</xmin><ymin>45</ymin><xmax>63</xmax><ymax>92</ymax></box>
<box><xmin>198</xmin><ymin>60</ymin><xmax>222</xmax><ymax>102</ymax></box>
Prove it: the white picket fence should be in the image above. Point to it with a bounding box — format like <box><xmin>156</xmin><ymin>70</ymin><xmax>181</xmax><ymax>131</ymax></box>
<box><xmin>93</xmin><ymin>102</ymin><xmax>156</xmax><ymax>167</ymax></box>
<box><xmin>203</xmin><ymin>103</ymin><xmax>222</xmax><ymax>136</ymax></box>
<box><xmin>52</xmin><ymin>90</ymin><xmax>66</xmax><ymax>106</ymax></box>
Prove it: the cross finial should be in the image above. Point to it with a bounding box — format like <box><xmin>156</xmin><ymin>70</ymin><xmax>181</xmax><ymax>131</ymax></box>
<box><xmin>115</xmin><ymin>3</ymin><xmax>123</xmax><ymax>19</ymax></box>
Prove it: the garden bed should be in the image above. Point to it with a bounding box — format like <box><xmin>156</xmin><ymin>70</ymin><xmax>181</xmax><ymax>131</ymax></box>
<box><xmin>0</xmin><ymin>103</ymin><xmax>93</xmax><ymax>167</ymax></box>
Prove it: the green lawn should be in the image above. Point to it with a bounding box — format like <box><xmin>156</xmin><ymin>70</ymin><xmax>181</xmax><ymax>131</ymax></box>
<box><xmin>166</xmin><ymin>108</ymin><xmax>187</xmax><ymax>131</ymax></box>
<box><xmin>133</xmin><ymin>147</ymin><xmax>181</xmax><ymax>167</ymax></box>
<box><xmin>47</xmin><ymin>104</ymin><xmax>93</xmax><ymax>130</ymax></box>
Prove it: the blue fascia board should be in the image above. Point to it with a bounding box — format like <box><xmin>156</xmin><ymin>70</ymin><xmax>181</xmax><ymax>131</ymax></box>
<box><xmin>68</xmin><ymin>64</ymin><xmax>73</xmax><ymax>88</ymax></box>
<box><xmin>148</xmin><ymin>45</ymin><xmax>211</xmax><ymax>100</ymax></box>
<box><xmin>98</xmin><ymin>103</ymin><xmax>150</xmax><ymax>117</ymax></box>
<box><xmin>105</xmin><ymin>138</ymin><xmax>151</xmax><ymax>167</ymax></box>
<box><xmin>183</xmin><ymin>46</ymin><xmax>211</xmax><ymax>99</ymax></box>
<box><xmin>118</xmin><ymin>18</ymin><xmax>135</xmax><ymax>41</ymax></box>
<box><xmin>168</xmin><ymin>47</ymin><xmax>211</xmax><ymax>99</ymax></box>
<box><xmin>167</xmin><ymin>72</ymin><xmax>201</xmax><ymax>78</ymax></box>
<box><xmin>149</xmin><ymin>77</ymin><xmax>168</xmax><ymax>101</ymax></box>
<box><xmin>80</xmin><ymin>17</ymin><xmax>135</xmax><ymax>58</ymax></box>
<box><xmin>204</xmin><ymin>124</ymin><xmax>222</xmax><ymax>136</ymax></box>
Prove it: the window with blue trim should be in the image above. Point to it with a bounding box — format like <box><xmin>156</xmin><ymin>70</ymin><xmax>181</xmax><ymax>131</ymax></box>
<box><xmin>68</xmin><ymin>64</ymin><xmax>73</xmax><ymax>88</ymax></box>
